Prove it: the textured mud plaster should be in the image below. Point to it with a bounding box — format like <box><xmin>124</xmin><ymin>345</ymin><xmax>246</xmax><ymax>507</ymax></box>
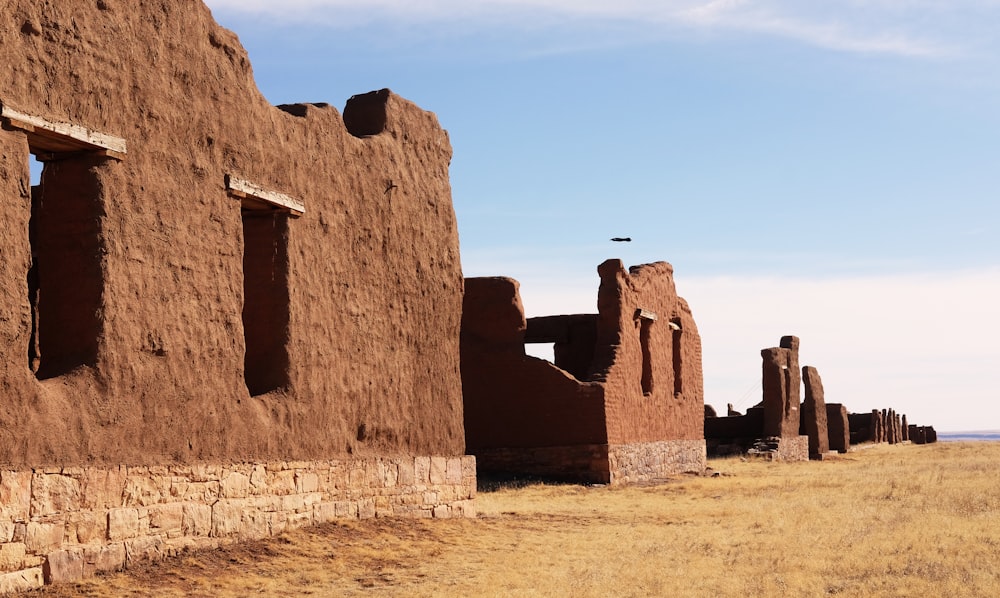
<box><xmin>462</xmin><ymin>260</ymin><xmax>706</xmax><ymax>484</ymax></box>
<box><xmin>0</xmin><ymin>0</ymin><xmax>464</xmax><ymax>467</ymax></box>
<box><xmin>800</xmin><ymin>366</ymin><xmax>829</xmax><ymax>458</ymax></box>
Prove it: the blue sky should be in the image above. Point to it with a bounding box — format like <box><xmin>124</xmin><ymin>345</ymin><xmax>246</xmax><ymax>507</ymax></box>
<box><xmin>204</xmin><ymin>0</ymin><xmax>999</xmax><ymax>432</ymax></box>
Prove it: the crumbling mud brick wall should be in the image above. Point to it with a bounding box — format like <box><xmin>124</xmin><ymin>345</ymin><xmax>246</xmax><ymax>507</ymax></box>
<box><xmin>0</xmin><ymin>0</ymin><xmax>471</xmax><ymax>589</ymax></box>
<box><xmin>705</xmin><ymin>336</ymin><xmax>808</xmax><ymax>461</ymax></box>
<box><xmin>800</xmin><ymin>366</ymin><xmax>830</xmax><ymax>459</ymax></box>
<box><xmin>462</xmin><ymin>260</ymin><xmax>706</xmax><ymax>485</ymax></box>
<box><xmin>825</xmin><ymin>403</ymin><xmax>850</xmax><ymax>454</ymax></box>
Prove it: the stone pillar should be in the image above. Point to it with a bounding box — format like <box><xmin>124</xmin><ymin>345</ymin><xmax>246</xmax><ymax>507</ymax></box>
<box><xmin>902</xmin><ymin>415</ymin><xmax>909</xmax><ymax>441</ymax></box>
<box><xmin>872</xmin><ymin>409</ymin><xmax>882</xmax><ymax>444</ymax></box>
<box><xmin>887</xmin><ymin>409</ymin><xmax>897</xmax><ymax>444</ymax></box>
<box><xmin>800</xmin><ymin>366</ymin><xmax>829</xmax><ymax>458</ymax></box>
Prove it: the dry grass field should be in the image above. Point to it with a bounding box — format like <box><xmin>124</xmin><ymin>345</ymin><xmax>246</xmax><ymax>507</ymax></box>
<box><xmin>32</xmin><ymin>442</ymin><xmax>1000</xmax><ymax>597</ymax></box>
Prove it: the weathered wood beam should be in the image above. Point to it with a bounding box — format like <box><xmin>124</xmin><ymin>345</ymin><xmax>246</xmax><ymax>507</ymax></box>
<box><xmin>0</xmin><ymin>101</ymin><xmax>127</xmax><ymax>160</ymax></box>
<box><xmin>226</xmin><ymin>175</ymin><xmax>305</xmax><ymax>216</ymax></box>
<box><xmin>636</xmin><ymin>308</ymin><xmax>658</xmax><ymax>321</ymax></box>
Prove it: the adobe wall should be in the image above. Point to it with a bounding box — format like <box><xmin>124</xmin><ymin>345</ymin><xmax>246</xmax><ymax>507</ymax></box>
<box><xmin>0</xmin><ymin>456</ymin><xmax>476</xmax><ymax>591</ymax></box>
<box><xmin>461</xmin><ymin>261</ymin><xmax>707</xmax><ymax>484</ymax></box>
<box><xmin>761</xmin><ymin>336</ymin><xmax>801</xmax><ymax>438</ymax></box>
<box><xmin>597</xmin><ymin>260</ymin><xmax>705</xmax><ymax>444</ymax></box>
<box><xmin>461</xmin><ymin>277</ymin><xmax>608</xmax><ymax>452</ymax></box>
<box><xmin>800</xmin><ymin>366</ymin><xmax>829</xmax><ymax>458</ymax></box>
<box><xmin>0</xmin><ymin>1</ymin><xmax>464</xmax><ymax>466</ymax></box>
<box><xmin>825</xmin><ymin>404</ymin><xmax>850</xmax><ymax>454</ymax></box>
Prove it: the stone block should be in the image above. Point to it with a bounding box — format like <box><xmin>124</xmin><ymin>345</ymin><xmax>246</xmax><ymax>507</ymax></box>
<box><xmin>295</xmin><ymin>471</ymin><xmax>320</xmax><ymax>494</ymax></box>
<box><xmin>220</xmin><ymin>471</ymin><xmax>251</xmax><ymax>499</ymax></box>
<box><xmin>429</xmin><ymin>457</ymin><xmax>448</xmax><ymax>485</ymax></box>
<box><xmin>182</xmin><ymin>503</ymin><xmax>213</xmax><ymax>537</ymax></box>
<box><xmin>0</xmin><ymin>566</ymin><xmax>43</xmax><ymax>593</ymax></box>
<box><xmin>397</xmin><ymin>460</ymin><xmax>415</xmax><ymax>486</ymax></box>
<box><xmin>432</xmin><ymin>505</ymin><xmax>451</xmax><ymax>519</ymax></box>
<box><xmin>30</xmin><ymin>473</ymin><xmax>82</xmax><ymax>517</ymax></box>
<box><xmin>169</xmin><ymin>480</ymin><xmax>220</xmax><ymax>503</ymax></box>
<box><xmin>122</xmin><ymin>472</ymin><xmax>169</xmax><ymax>507</ymax></box>
<box><xmin>0</xmin><ymin>543</ymin><xmax>26</xmax><ymax>572</ymax></box>
<box><xmin>125</xmin><ymin>535</ymin><xmax>164</xmax><ymax>567</ymax></box>
<box><xmin>43</xmin><ymin>548</ymin><xmax>85</xmax><ymax>584</ymax></box>
<box><xmin>268</xmin><ymin>470</ymin><xmax>297</xmax><ymax>495</ymax></box>
<box><xmin>375</xmin><ymin>496</ymin><xmax>392</xmax><ymax>518</ymax></box>
<box><xmin>379</xmin><ymin>462</ymin><xmax>398</xmax><ymax>488</ymax></box>
<box><xmin>286</xmin><ymin>511</ymin><xmax>312</xmax><ymax>530</ymax></box>
<box><xmin>249</xmin><ymin>465</ymin><xmax>267</xmax><ymax>493</ymax></box>
<box><xmin>211</xmin><ymin>499</ymin><xmax>246</xmax><ymax>537</ymax></box>
<box><xmin>446</xmin><ymin>458</ymin><xmax>463</xmax><ymax>485</ymax></box>
<box><xmin>67</xmin><ymin>510</ymin><xmax>107</xmax><ymax>545</ymax></box>
<box><xmin>334</xmin><ymin>501</ymin><xmax>358</xmax><ymax>519</ymax></box>
<box><xmin>82</xmin><ymin>543</ymin><xmax>126</xmax><ymax>576</ymax></box>
<box><xmin>80</xmin><ymin>467</ymin><xmax>127</xmax><ymax>510</ymax></box>
<box><xmin>0</xmin><ymin>522</ymin><xmax>14</xmax><ymax>544</ymax></box>
<box><xmin>107</xmin><ymin>508</ymin><xmax>141</xmax><ymax>541</ymax></box>
<box><xmin>148</xmin><ymin>504</ymin><xmax>185</xmax><ymax>538</ymax></box>
<box><xmin>25</xmin><ymin>521</ymin><xmax>64</xmax><ymax>553</ymax></box>
<box><xmin>414</xmin><ymin>457</ymin><xmax>431</xmax><ymax>485</ymax></box>
<box><xmin>358</xmin><ymin>499</ymin><xmax>376</xmax><ymax>520</ymax></box>
<box><xmin>0</xmin><ymin>472</ymin><xmax>32</xmax><ymax>521</ymax></box>
<box><xmin>313</xmin><ymin>502</ymin><xmax>337</xmax><ymax>523</ymax></box>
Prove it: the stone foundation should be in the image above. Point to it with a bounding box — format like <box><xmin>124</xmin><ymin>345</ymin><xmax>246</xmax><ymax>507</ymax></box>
<box><xmin>476</xmin><ymin>440</ymin><xmax>706</xmax><ymax>485</ymax></box>
<box><xmin>747</xmin><ymin>436</ymin><xmax>809</xmax><ymax>462</ymax></box>
<box><xmin>608</xmin><ymin>440</ymin><xmax>707</xmax><ymax>485</ymax></box>
<box><xmin>0</xmin><ymin>455</ymin><xmax>476</xmax><ymax>592</ymax></box>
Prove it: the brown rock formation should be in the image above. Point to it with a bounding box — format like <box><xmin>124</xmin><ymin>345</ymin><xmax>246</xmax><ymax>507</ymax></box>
<box><xmin>0</xmin><ymin>1</ymin><xmax>464</xmax><ymax>467</ymax></box>
<box><xmin>800</xmin><ymin>366</ymin><xmax>830</xmax><ymax>458</ymax></box>
<box><xmin>462</xmin><ymin>260</ymin><xmax>706</xmax><ymax>484</ymax></box>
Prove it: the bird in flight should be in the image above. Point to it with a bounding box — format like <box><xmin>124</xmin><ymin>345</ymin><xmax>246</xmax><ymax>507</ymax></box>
<box><xmin>610</xmin><ymin>237</ymin><xmax>631</xmax><ymax>242</ymax></box>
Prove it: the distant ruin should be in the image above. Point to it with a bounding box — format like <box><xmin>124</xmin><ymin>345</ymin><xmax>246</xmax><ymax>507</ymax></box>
<box><xmin>705</xmin><ymin>337</ymin><xmax>938</xmax><ymax>460</ymax></box>
<box><xmin>462</xmin><ymin>260</ymin><xmax>706</xmax><ymax>484</ymax></box>
<box><xmin>0</xmin><ymin>1</ymin><xmax>472</xmax><ymax>590</ymax></box>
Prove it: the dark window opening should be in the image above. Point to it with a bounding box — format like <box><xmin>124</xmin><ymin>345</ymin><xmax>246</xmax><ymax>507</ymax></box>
<box><xmin>640</xmin><ymin>319</ymin><xmax>654</xmax><ymax>395</ymax></box>
<box><xmin>242</xmin><ymin>210</ymin><xmax>291</xmax><ymax>396</ymax></box>
<box><xmin>671</xmin><ymin>318</ymin><xmax>683</xmax><ymax>396</ymax></box>
<box><xmin>29</xmin><ymin>152</ymin><xmax>105</xmax><ymax>379</ymax></box>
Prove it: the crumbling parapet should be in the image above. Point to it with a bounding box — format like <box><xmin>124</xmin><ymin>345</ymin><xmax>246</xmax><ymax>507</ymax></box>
<box><xmin>800</xmin><ymin>366</ymin><xmax>830</xmax><ymax>459</ymax></box>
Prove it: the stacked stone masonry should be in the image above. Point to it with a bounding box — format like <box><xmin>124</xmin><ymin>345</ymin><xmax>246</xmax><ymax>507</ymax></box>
<box><xmin>0</xmin><ymin>456</ymin><xmax>476</xmax><ymax>592</ymax></box>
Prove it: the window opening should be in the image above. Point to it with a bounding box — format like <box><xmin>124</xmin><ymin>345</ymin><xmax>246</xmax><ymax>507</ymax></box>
<box><xmin>525</xmin><ymin>342</ymin><xmax>555</xmax><ymax>363</ymax></box>
<box><xmin>671</xmin><ymin>318</ymin><xmax>683</xmax><ymax>396</ymax></box>
<box><xmin>29</xmin><ymin>152</ymin><xmax>106</xmax><ymax>379</ymax></box>
<box><xmin>227</xmin><ymin>175</ymin><xmax>301</xmax><ymax>396</ymax></box>
<box><xmin>640</xmin><ymin>319</ymin><xmax>654</xmax><ymax>395</ymax></box>
<box><xmin>2</xmin><ymin>102</ymin><xmax>125</xmax><ymax>379</ymax></box>
<box><xmin>241</xmin><ymin>211</ymin><xmax>291</xmax><ymax>396</ymax></box>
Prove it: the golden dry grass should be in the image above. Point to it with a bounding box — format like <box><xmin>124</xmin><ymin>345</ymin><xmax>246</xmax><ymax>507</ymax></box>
<box><xmin>33</xmin><ymin>442</ymin><xmax>1000</xmax><ymax>597</ymax></box>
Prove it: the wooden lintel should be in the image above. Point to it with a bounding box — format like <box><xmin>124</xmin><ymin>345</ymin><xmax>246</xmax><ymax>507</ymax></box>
<box><xmin>226</xmin><ymin>175</ymin><xmax>305</xmax><ymax>216</ymax></box>
<box><xmin>0</xmin><ymin>102</ymin><xmax>127</xmax><ymax>158</ymax></box>
<box><xmin>636</xmin><ymin>308</ymin><xmax>658</xmax><ymax>321</ymax></box>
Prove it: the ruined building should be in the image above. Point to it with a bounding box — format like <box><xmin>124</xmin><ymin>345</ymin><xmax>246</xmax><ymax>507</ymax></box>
<box><xmin>705</xmin><ymin>336</ymin><xmax>810</xmax><ymax>460</ymax></box>
<box><xmin>0</xmin><ymin>1</ymin><xmax>473</xmax><ymax>590</ymax></box>
<box><xmin>462</xmin><ymin>260</ymin><xmax>706</xmax><ymax>484</ymax></box>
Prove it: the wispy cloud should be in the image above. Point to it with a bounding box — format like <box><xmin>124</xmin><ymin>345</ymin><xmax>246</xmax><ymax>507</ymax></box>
<box><xmin>204</xmin><ymin>0</ymin><xmax>968</xmax><ymax>58</ymax></box>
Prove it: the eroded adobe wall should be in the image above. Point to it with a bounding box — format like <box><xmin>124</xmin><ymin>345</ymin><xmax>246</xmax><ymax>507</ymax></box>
<box><xmin>0</xmin><ymin>1</ymin><xmax>463</xmax><ymax>466</ymax></box>
<box><xmin>461</xmin><ymin>277</ymin><xmax>607</xmax><ymax>453</ymax></box>
<box><xmin>760</xmin><ymin>336</ymin><xmax>801</xmax><ymax>439</ymax></box>
<box><xmin>595</xmin><ymin>260</ymin><xmax>705</xmax><ymax>444</ymax></box>
<box><xmin>825</xmin><ymin>403</ymin><xmax>850</xmax><ymax>454</ymax></box>
<box><xmin>800</xmin><ymin>365</ymin><xmax>830</xmax><ymax>458</ymax></box>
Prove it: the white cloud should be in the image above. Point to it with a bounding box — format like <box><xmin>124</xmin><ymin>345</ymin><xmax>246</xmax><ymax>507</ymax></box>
<box><xmin>204</xmin><ymin>0</ymin><xmax>968</xmax><ymax>58</ymax></box>
<box><xmin>503</xmin><ymin>266</ymin><xmax>1000</xmax><ymax>432</ymax></box>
